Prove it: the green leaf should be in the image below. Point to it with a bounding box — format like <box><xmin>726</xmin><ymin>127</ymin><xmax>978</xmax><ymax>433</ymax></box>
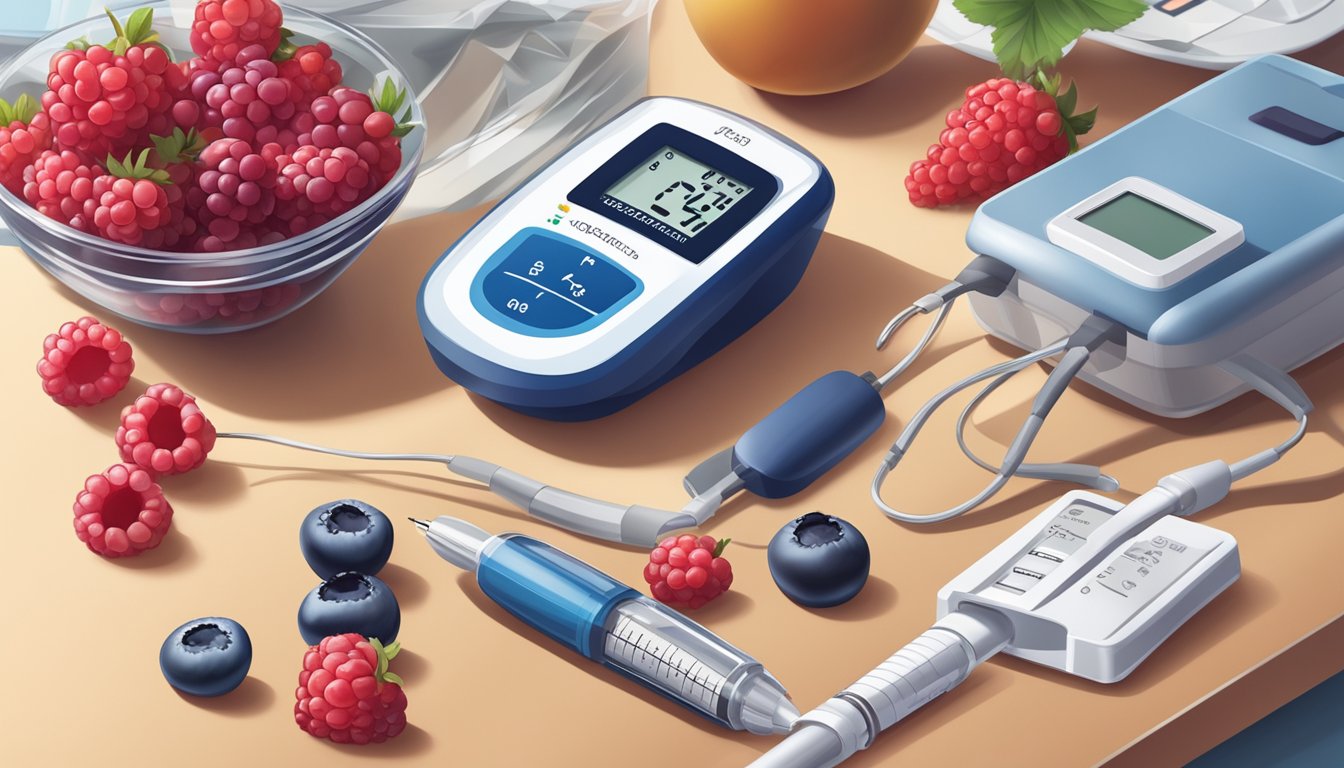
<box><xmin>381</xmin><ymin>672</ymin><xmax>404</xmax><ymax>687</ymax></box>
<box><xmin>370</xmin><ymin>637</ymin><xmax>389</xmax><ymax>678</ymax></box>
<box><xmin>125</xmin><ymin>7</ymin><xmax>154</xmax><ymax>45</ymax></box>
<box><xmin>1055</xmin><ymin>81</ymin><xmax>1078</xmax><ymax>121</ymax></box>
<box><xmin>272</xmin><ymin>28</ymin><xmax>298</xmax><ymax>61</ymax></box>
<box><xmin>105</xmin><ymin>153</ymin><xmax>127</xmax><ymax>176</ymax></box>
<box><xmin>383</xmin><ymin>640</ymin><xmax>401</xmax><ymax>660</ymax></box>
<box><xmin>952</xmin><ymin>0</ymin><xmax>1147</xmax><ymax>80</ymax></box>
<box><xmin>105</xmin><ymin>7</ymin><xmax>126</xmax><ymax>40</ymax></box>
<box><xmin>712</xmin><ymin>538</ymin><xmax>731</xmax><ymax>558</ymax></box>
<box><xmin>66</xmin><ymin>35</ymin><xmax>92</xmax><ymax>51</ymax></box>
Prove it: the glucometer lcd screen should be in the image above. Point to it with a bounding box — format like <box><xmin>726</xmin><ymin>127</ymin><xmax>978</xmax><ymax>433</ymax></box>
<box><xmin>1078</xmin><ymin>192</ymin><xmax>1213</xmax><ymax>260</ymax></box>
<box><xmin>606</xmin><ymin>146</ymin><xmax>754</xmax><ymax>238</ymax></box>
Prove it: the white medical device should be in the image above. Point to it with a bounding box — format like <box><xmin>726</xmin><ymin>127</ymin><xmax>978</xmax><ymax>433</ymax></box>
<box><xmin>749</xmin><ymin>488</ymin><xmax>1241</xmax><ymax>768</ymax></box>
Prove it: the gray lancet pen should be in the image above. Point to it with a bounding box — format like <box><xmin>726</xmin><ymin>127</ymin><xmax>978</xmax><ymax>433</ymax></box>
<box><xmin>409</xmin><ymin>516</ymin><xmax>799</xmax><ymax>735</ymax></box>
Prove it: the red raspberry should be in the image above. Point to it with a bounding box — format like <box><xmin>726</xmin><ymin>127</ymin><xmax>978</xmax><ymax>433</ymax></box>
<box><xmin>295</xmin><ymin>633</ymin><xmax>408</xmax><ymax>745</ymax></box>
<box><xmin>273</xmin><ymin>144</ymin><xmax>374</xmax><ymax>234</ymax></box>
<box><xmin>143</xmin><ymin>128</ymin><xmax>206</xmax><ymax>251</ymax></box>
<box><xmin>187</xmin><ymin>137</ymin><xmax>282</xmax><ymax>252</ymax></box>
<box><xmin>36</xmin><ymin>316</ymin><xmax>134</xmax><ymax>406</ymax></box>
<box><xmin>42</xmin><ymin>8</ymin><xmax>187</xmax><ymax>160</ymax></box>
<box><xmin>905</xmin><ymin>77</ymin><xmax>1091</xmax><ymax>208</ymax></box>
<box><xmin>90</xmin><ymin>149</ymin><xmax>173</xmax><ymax>246</ymax></box>
<box><xmin>115</xmin><ymin>383</ymin><xmax>217</xmax><ymax>476</ymax></box>
<box><xmin>644</xmin><ymin>535</ymin><xmax>734</xmax><ymax>610</ymax></box>
<box><xmin>73</xmin><ymin>463</ymin><xmax>173</xmax><ymax>558</ymax></box>
<box><xmin>22</xmin><ymin>149</ymin><xmax>103</xmax><ymax>232</ymax></box>
<box><xmin>276</xmin><ymin>42</ymin><xmax>343</xmax><ymax>110</ymax></box>
<box><xmin>185</xmin><ymin>44</ymin><xmax>295</xmax><ymax>144</ymax></box>
<box><xmin>191</xmin><ymin>0</ymin><xmax>284</xmax><ymax>64</ymax></box>
<box><xmin>290</xmin><ymin>80</ymin><xmax>412</xmax><ymax>187</ymax></box>
<box><xmin>0</xmin><ymin>95</ymin><xmax>52</xmax><ymax>194</ymax></box>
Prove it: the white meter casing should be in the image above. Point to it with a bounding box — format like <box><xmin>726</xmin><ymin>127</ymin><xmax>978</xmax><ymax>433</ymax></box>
<box><xmin>938</xmin><ymin>491</ymin><xmax>1240</xmax><ymax>683</ymax></box>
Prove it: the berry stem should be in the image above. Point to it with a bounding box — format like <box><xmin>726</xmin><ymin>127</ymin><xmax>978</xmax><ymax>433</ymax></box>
<box><xmin>712</xmin><ymin>538</ymin><xmax>731</xmax><ymax>558</ymax></box>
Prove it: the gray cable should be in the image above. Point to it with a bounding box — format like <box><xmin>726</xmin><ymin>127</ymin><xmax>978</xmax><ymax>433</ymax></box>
<box><xmin>871</xmin><ymin>339</ymin><xmax>1070</xmax><ymax>525</ymax></box>
<box><xmin>218</xmin><ymin>432</ymin><xmax>458</xmax><ymax>467</ymax></box>
<box><xmin>955</xmin><ymin>365</ymin><xmax>1120</xmax><ymax>491</ymax></box>
<box><xmin>875</xmin><ymin>301</ymin><xmax>953</xmax><ymax>391</ymax></box>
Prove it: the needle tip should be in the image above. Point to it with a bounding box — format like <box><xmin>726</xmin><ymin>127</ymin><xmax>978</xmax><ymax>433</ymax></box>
<box><xmin>408</xmin><ymin>517</ymin><xmax>430</xmax><ymax>532</ymax></box>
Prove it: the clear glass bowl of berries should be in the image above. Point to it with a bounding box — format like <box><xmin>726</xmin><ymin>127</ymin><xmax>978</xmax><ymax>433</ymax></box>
<box><xmin>0</xmin><ymin>1</ymin><xmax>424</xmax><ymax>333</ymax></box>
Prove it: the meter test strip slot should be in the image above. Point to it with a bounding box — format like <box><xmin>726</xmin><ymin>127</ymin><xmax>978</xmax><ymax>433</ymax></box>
<box><xmin>419</xmin><ymin>97</ymin><xmax>834</xmax><ymax>421</ymax></box>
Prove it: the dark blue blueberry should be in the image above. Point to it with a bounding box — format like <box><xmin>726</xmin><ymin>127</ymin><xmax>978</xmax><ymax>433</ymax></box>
<box><xmin>297</xmin><ymin>571</ymin><xmax>400</xmax><ymax>645</ymax></box>
<box><xmin>299</xmin><ymin>499</ymin><xmax>394</xmax><ymax>579</ymax></box>
<box><xmin>159</xmin><ymin>617</ymin><xmax>253</xmax><ymax>697</ymax></box>
<box><xmin>767</xmin><ymin>512</ymin><xmax>870</xmax><ymax>608</ymax></box>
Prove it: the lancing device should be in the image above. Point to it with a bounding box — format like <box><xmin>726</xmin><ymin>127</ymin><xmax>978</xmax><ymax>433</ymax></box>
<box><xmin>409</xmin><ymin>516</ymin><xmax>799</xmax><ymax>735</ymax></box>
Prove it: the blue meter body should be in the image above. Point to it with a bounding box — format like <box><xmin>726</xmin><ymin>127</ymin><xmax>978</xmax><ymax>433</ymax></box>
<box><xmin>418</xmin><ymin>97</ymin><xmax>834</xmax><ymax>420</ymax></box>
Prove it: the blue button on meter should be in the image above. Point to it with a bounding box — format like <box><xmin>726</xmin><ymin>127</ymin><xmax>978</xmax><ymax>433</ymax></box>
<box><xmin>473</xmin><ymin>228</ymin><xmax>643</xmax><ymax>336</ymax></box>
<box><xmin>418</xmin><ymin>97</ymin><xmax>835</xmax><ymax>420</ymax></box>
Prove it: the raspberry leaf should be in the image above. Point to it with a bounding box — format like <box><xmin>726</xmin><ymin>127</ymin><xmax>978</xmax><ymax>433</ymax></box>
<box><xmin>713</xmin><ymin>538</ymin><xmax>731</xmax><ymax>558</ymax></box>
<box><xmin>381</xmin><ymin>671</ymin><xmax>405</xmax><ymax>687</ymax></box>
<box><xmin>66</xmin><ymin>35</ymin><xmax>92</xmax><ymax>51</ymax></box>
<box><xmin>382</xmin><ymin>640</ymin><xmax>401</xmax><ymax>661</ymax></box>
<box><xmin>107</xmin><ymin>148</ymin><xmax>173</xmax><ymax>184</ymax></box>
<box><xmin>106</xmin><ymin>7</ymin><xmax>160</xmax><ymax>56</ymax></box>
<box><xmin>150</xmin><ymin>127</ymin><xmax>205</xmax><ymax>165</ymax></box>
<box><xmin>952</xmin><ymin>0</ymin><xmax>1147</xmax><ymax>80</ymax></box>
<box><xmin>0</xmin><ymin>94</ymin><xmax>39</xmax><ymax>126</ymax></box>
<box><xmin>272</xmin><ymin>28</ymin><xmax>298</xmax><ymax>61</ymax></box>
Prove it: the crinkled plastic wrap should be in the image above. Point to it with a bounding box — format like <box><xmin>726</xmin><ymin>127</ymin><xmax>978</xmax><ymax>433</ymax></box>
<box><xmin>297</xmin><ymin>0</ymin><xmax>658</xmax><ymax>219</ymax></box>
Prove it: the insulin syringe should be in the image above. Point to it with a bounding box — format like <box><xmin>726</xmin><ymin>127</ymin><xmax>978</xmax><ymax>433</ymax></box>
<box><xmin>409</xmin><ymin>516</ymin><xmax>799</xmax><ymax>735</ymax></box>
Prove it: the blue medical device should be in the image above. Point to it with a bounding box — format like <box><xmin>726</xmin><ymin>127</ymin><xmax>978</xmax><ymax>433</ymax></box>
<box><xmin>418</xmin><ymin>97</ymin><xmax>834</xmax><ymax>421</ymax></box>
<box><xmin>686</xmin><ymin>55</ymin><xmax>1344</xmax><ymax>528</ymax></box>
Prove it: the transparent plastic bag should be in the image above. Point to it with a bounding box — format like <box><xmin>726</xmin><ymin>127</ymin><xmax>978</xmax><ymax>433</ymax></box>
<box><xmin>293</xmin><ymin>0</ymin><xmax>659</xmax><ymax>219</ymax></box>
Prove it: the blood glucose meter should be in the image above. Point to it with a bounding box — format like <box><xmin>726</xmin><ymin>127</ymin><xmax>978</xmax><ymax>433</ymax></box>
<box><xmin>418</xmin><ymin>97</ymin><xmax>834</xmax><ymax>420</ymax></box>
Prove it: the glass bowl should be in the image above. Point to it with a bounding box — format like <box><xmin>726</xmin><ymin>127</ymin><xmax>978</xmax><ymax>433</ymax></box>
<box><xmin>0</xmin><ymin>1</ymin><xmax>425</xmax><ymax>333</ymax></box>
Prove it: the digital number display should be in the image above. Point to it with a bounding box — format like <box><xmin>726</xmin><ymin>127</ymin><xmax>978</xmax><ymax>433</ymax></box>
<box><xmin>1077</xmin><ymin>192</ymin><xmax>1214</xmax><ymax>261</ymax></box>
<box><xmin>605</xmin><ymin>146</ymin><xmax>754</xmax><ymax>238</ymax></box>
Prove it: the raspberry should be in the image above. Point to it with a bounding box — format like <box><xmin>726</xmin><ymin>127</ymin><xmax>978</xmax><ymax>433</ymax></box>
<box><xmin>905</xmin><ymin>77</ymin><xmax>1090</xmax><ymax>208</ymax></box>
<box><xmin>643</xmin><ymin>535</ymin><xmax>734</xmax><ymax>610</ymax></box>
<box><xmin>185</xmin><ymin>44</ymin><xmax>295</xmax><ymax>144</ymax></box>
<box><xmin>295</xmin><ymin>633</ymin><xmax>408</xmax><ymax>745</ymax></box>
<box><xmin>42</xmin><ymin>8</ymin><xmax>187</xmax><ymax>160</ymax></box>
<box><xmin>143</xmin><ymin>128</ymin><xmax>206</xmax><ymax>251</ymax></box>
<box><xmin>273</xmin><ymin>144</ymin><xmax>373</xmax><ymax>234</ymax></box>
<box><xmin>276</xmin><ymin>41</ymin><xmax>343</xmax><ymax>111</ymax></box>
<box><xmin>187</xmin><ymin>137</ymin><xmax>282</xmax><ymax>251</ymax></box>
<box><xmin>290</xmin><ymin>79</ymin><xmax>412</xmax><ymax>187</ymax></box>
<box><xmin>22</xmin><ymin>149</ymin><xmax>103</xmax><ymax>232</ymax></box>
<box><xmin>0</xmin><ymin>95</ymin><xmax>52</xmax><ymax>194</ymax></box>
<box><xmin>191</xmin><ymin>0</ymin><xmax>284</xmax><ymax>64</ymax></box>
<box><xmin>91</xmin><ymin>149</ymin><xmax>173</xmax><ymax>246</ymax></box>
<box><xmin>73</xmin><ymin>463</ymin><xmax>173</xmax><ymax>558</ymax></box>
<box><xmin>36</xmin><ymin>316</ymin><xmax>134</xmax><ymax>407</ymax></box>
<box><xmin>115</xmin><ymin>383</ymin><xmax>217</xmax><ymax>476</ymax></box>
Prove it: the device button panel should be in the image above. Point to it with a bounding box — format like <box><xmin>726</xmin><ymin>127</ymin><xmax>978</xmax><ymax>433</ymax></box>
<box><xmin>993</xmin><ymin>503</ymin><xmax>1113</xmax><ymax>594</ymax></box>
<box><xmin>473</xmin><ymin>228</ymin><xmax>644</xmax><ymax>337</ymax></box>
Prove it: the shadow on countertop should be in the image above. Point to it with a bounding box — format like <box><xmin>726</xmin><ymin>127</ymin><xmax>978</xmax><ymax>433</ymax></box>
<box><xmin>479</xmin><ymin>232</ymin><xmax>949</xmax><ymax>466</ymax></box>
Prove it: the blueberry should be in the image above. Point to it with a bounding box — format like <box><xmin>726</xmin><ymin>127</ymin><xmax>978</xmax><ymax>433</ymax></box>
<box><xmin>767</xmin><ymin>512</ymin><xmax>870</xmax><ymax>607</ymax></box>
<box><xmin>159</xmin><ymin>617</ymin><xmax>252</xmax><ymax>697</ymax></box>
<box><xmin>298</xmin><ymin>571</ymin><xmax>400</xmax><ymax>645</ymax></box>
<box><xmin>299</xmin><ymin>499</ymin><xmax>394</xmax><ymax>579</ymax></box>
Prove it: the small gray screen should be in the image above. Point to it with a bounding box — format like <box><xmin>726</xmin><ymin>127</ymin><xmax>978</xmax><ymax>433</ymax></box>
<box><xmin>1077</xmin><ymin>192</ymin><xmax>1213</xmax><ymax>260</ymax></box>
